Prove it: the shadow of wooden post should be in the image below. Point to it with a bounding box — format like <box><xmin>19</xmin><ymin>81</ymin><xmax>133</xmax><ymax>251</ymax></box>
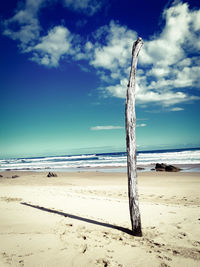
<box><xmin>21</xmin><ymin>202</ymin><xmax>134</xmax><ymax>235</ymax></box>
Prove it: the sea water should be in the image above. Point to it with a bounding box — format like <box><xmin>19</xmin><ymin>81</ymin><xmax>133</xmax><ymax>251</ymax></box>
<box><xmin>0</xmin><ymin>148</ymin><xmax>200</xmax><ymax>172</ymax></box>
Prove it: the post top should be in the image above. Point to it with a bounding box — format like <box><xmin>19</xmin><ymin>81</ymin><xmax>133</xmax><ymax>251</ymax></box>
<box><xmin>132</xmin><ymin>37</ymin><xmax>143</xmax><ymax>54</ymax></box>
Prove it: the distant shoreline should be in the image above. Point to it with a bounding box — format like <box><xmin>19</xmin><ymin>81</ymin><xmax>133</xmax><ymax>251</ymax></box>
<box><xmin>1</xmin><ymin>163</ymin><xmax>200</xmax><ymax>173</ymax></box>
<box><xmin>1</xmin><ymin>148</ymin><xmax>200</xmax><ymax>172</ymax></box>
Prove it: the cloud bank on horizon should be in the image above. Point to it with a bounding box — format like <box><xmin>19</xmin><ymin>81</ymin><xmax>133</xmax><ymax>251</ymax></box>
<box><xmin>2</xmin><ymin>0</ymin><xmax>200</xmax><ymax>107</ymax></box>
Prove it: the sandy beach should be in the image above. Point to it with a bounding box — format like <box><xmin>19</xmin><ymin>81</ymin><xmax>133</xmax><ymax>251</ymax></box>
<box><xmin>0</xmin><ymin>170</ymin><xmax>200</xmax><ymax>267</ymax></box>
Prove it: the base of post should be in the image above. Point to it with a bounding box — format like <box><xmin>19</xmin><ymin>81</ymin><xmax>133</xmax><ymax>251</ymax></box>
<box><xmin>132</xmin><ymin>227</ymin><xmax>142</xmax><ymax>237</ymax></box>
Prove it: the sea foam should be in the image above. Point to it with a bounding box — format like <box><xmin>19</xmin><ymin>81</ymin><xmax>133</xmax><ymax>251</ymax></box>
<box><xmin>0</xmin><ymin>148</ymin><xmax>200</xmax><ymax>171</ymax></box>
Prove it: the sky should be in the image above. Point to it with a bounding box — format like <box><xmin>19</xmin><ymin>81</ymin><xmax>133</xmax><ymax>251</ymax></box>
<box><xmin>0</xmin><ymin>0</ymin><xmax>200</xmax><ymax>158</ymax></box>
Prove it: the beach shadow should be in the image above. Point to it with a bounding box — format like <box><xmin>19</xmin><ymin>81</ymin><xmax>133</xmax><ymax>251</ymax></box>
<box><xmin>21</xmin><ymin>202</ymin><xmax>136</xmax><ymax>236</ymax></box>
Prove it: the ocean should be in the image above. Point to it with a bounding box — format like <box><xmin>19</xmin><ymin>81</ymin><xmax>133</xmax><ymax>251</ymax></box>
<box><xmin>0</xmin><ymin>147</ymin><xmax>200</xmax><ymax>172</ymax></box>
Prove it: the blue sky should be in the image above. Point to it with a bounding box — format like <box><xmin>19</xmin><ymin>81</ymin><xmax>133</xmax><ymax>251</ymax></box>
<box><xmin>0</xmin><ymin>0</ymin><xmax>200</xmax><ymax>158</ymax></box>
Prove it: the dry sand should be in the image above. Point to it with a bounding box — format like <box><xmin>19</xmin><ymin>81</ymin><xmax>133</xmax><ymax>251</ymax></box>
<box><xmin>0</xmin><ymin>171</ymin><xmax>200</xmax><ymax>267</ymax></box>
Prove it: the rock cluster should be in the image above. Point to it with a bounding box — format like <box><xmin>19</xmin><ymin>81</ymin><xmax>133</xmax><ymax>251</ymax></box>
<box><xmin>155</xmin><ymin>163</ymin><xmax>181</xmax><ymax>172</ymax></box>
<box><xmin>47</xmin><ymin>172</ymin><xmax>57</xmax><ymax>177</ymax></box>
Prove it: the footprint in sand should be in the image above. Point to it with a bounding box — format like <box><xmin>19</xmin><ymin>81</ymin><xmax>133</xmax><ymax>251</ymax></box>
<box><xmin>81</xmin><ymin>244</ymin><xmax>87</xmax><ymax>254</ymax></box>
<box><xmin>19</xmin><ymin>259</ymin><xmax>24</xmax><ymax>266</ymax></box>
<box><xmin>179</xmin><ymin>232</ymin><xmax>187</xmax><ymax>237</ymax></box>
<box><xmin>82</xmin><ymin>235</ymin><xmax>87</xmax><ymax>240</ymax></box>
<box><xmin>107</xmin><ymin>249</ymin><xmax>114</xmax><ymax>253</ymax></box>
<box><xmin>172</xmin><ymin>249</ymin><xmax>180</xmax><ymax>255</ymax></box>
<box><xmin>164</xmin><ymin>256</ymin><xmax>172</xmax><ymax>262</ymax></box>
<box><xmin>160</xmin><ymin>263</ymin><xmax>170</xmax><ymax>267</ymax></box>
<box><xmin>192</xmin><ymin>240</ymin><xmax>200</xmax><ymax>247</ymax></box>
<box><xmin>96</xmin><ymin>258</ymin><xmax>110</xmax><ymax>267</ymax></box>
<box><xmin>156</xmin><ymin>255</ymin><xmax>163</xmax><ymax>259</ymax></box>
<box><xmin>66</xmin><ymin>223</ymin><xmax>73</xmax><ymax>227</ymax></box>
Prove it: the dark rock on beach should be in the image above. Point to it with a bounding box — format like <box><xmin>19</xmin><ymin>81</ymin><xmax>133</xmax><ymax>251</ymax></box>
<box><xmin>47</xmin><ymin>172</ymin><xmax>57</xmax><ymax>177</ymax></box>
<box><xmin>155</xmin><ymin>163</ymin><xmax>181</xmax><ymax>172</ymax></box>
<box><xmin>155</xmin><ymin>163</ymin><xmax>167</xmax><ymax>171</ymax></box>
<box><xmin>12</xmin><ymin>175</ymin><xmax>19</xmax><ymax>179</ymax></box>
<box><xmin>165</xmin><ymin>165</ymin><xmax>181</xmax><ymax>172</ymax></box>
<box><xmin>137</xmin><ymin>167</ymin><xmax>145</xmax><ymax>171</ymax></box>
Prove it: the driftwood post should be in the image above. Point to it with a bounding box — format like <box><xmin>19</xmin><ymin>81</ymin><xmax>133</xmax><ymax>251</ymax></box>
<box><xmin>125</xmin><ymin>37</ymin><xmax>143</xmax><ymax>236</ymax></box>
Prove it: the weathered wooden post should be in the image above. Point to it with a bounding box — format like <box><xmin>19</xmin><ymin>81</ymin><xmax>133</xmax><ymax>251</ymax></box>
<box><xmin>125</xmin><ymin>37</ymin><xmax>143</xmax><ymax>236</ymax></box>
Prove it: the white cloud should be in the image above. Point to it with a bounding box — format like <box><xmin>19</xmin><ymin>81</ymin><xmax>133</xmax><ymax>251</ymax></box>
<box><xmin>3</xmin><ymin>0</ymin><xmax>103</xmax><ymax>47</ymax></box>
<box><xmin>105</xmin><ymin>82</ymin><xmax>200</xmax><ymax>106</ymax></box>
<box><xmin>2</xmin><ymin>0</ymin><xmax>101</xmax><ymax>64</ymax></box>
<box><xmin>90</xmin><ymin>21</ymin><xmax>137</xmax><ymax>72</ymax></box>
<box><xmin>3</xmin><ymin>0</ymin><xmax>46</xmax><ymax>47</ymax></box>
<box><xmin>85</xmin><ymin>41</ymin><xmax>93</xmax><ymax>51</ymax></box>
<box><xmin>2</xmin><ymin>0</ymin><xmax>200</xmax><ymax>107</ymax></box>
<box><xmin>147</xmin><ymin>68</ymin><xmax>170</xmax><ymax>78</ymax></box>
<box><xmin>30</xmin><ymin>26</ymin><xmax>74</xmax><ymax>67</ymax></box>
<box><xmin>177</xmin><ymin>58</ymin><xmax>191</xmax><ymax>67</ymax></box>
<box><xmin>140</xmin><ymin>3</ymin><xmax>190</xmax><ymax>66</ymax></box>
<box><xmin>139</xmin><ymin>2</ymin><xmax>200</xmax><ymax>89</ymax></box>
<box><xmin>175</xmin><ymin>66</ymin><xmax>200</xmax><ymax>88</ymax></box>
<box><xmin>136</xmin><ymin>123</ymin><xmax>147</xmax><ymax>127</ymax></box>
<box><xmin>63</xmin><ymin>0</ymin><xmax>102</xmax><ymax>15</ymax></box>
<box><xmin>90</xmin><ymin>126</ymin><xmax>124</xmax><ymax>131</ymax></box>
<box><xmin>106</xmin><ymin>78</ymin><xmax>128</xmax><ymax>98</ymax></box>
<box><xmin>136</xmin><ymin>90</ymin><xmax>199</xmax><ymax>106</ymax></box>
<box><xmin>170</xmin><ymin>107</ymin><xmax>184</xmax><ymax>111</ymax></box>
<box><xmin>90</xmin><ymin>2</ymin><xmax>200</xmax><ymax>107</ymax></box>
